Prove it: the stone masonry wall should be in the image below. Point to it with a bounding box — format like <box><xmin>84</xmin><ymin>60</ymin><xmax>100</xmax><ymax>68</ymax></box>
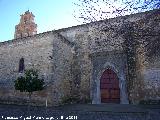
<box><xmin>0</xmin><ymin>31</ymin><xmax>74</xmax><ymax>106</ymax></box>
<box><xmin>59</xmin><ymin>26</ymin><xmax>92</xmax><ymax>101</ymax></box>
<box><xmin>57</xmin><ymin>9</ymin><xmax>160</xmax><ymax>104</ymax></box>
<box><xmin>50</xmin><ymin>32</ymin><xmax>74</xmax><ymax>105</ymax></box>
<box><xmin>0</xmin><ymin>9</ymin><xmax>159</xmax><ymax>106</ymax></box>
<box><xmin>0</xmin><ymin>32</ymin><xmax>54</xmax><ymax>105</ymax></box>
<box><xmin>87</xmin><ymin>15</ymin><xmax>129</xmax><ymax>104</ymax></box>
<box><xmin>133</xmin><ymin>9</ymin><xmax>160</xmax><ymax>102</ymax></box>
<box><xmin>87</xmin><ymin>9</ymin><xmax>160</xmax><ymax>104</ymax></box>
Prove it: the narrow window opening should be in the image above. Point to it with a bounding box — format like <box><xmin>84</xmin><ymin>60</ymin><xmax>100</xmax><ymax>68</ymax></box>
<box><xmin>19</xmin><ymin>58</ymin><xmax>25</xmax><ymax>73</ymax></box>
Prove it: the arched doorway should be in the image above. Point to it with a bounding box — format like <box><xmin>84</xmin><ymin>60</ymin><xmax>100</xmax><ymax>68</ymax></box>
<box><xmin>100</xmin><ymin>69</ymin><xmax>120</xmax><ymax>103</ymax></box>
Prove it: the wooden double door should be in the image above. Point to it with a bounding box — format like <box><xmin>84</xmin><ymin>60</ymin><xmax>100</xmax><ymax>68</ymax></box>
<box><xmin>100</xmin><ymin>69</ymin><xmax>120</xmax><ymax>103</ymax></box>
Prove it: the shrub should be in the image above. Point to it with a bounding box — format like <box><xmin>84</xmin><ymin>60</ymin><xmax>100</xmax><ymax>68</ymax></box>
<box><xmin>14</xmin><ymin>69</ymin><xmax>44</xmax><ymax>94</ymax></box>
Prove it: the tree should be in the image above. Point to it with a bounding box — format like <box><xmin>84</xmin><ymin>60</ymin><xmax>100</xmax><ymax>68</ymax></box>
<box><xmin>73</xmin><ymin>0</ymin><xmax>160</xmax><ymax>23</ymax></box>
<box><xmin>14</xmin><ymin>69</ymin><xmax>45</xmax><ymax>103</ymax></box>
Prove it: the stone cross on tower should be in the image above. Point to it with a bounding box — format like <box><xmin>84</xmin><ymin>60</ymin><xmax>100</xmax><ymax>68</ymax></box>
<box><xmin>14</xmin><ymin>10</ymin><xmax>37</xmax><ymax>39</ymax></box>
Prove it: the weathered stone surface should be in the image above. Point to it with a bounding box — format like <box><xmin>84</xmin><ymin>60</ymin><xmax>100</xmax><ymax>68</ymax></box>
<box><xmin>0</xmin><ymin>9</ymin><xmax>160</xmax><ymax>105</ymax></box>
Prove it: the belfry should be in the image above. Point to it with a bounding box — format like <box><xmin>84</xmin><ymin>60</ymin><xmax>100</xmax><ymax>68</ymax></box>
<box><xmin>14</xmin><ymin>10</ymin><xmax>37</xmax><ymax>39</ymax></box>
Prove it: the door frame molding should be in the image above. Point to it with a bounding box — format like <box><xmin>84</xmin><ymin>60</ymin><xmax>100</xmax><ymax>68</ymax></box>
<box><xmin>92</xmin><ymin>62</ymin><xmax>129</xmax><ymax>104</ymax></box>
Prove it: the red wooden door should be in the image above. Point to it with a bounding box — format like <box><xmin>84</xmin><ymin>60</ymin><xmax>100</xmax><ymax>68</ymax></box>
<box><xmin>100</xmin><ymin>69</ymin><xmax>120</xmax><ymax>103</ymax></box>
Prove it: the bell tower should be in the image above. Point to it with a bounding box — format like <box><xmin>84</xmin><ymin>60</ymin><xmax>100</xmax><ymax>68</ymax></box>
<box><xmin>14</xmin><ymin>10</ymin><xmax>37</xmax><ymax>39</ymax></box>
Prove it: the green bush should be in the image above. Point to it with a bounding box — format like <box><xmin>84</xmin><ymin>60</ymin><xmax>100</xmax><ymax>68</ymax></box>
<box><xmin>14</xmin><ymin>69</ymin><xmax>44</xmax><ymax>93</ymax></box>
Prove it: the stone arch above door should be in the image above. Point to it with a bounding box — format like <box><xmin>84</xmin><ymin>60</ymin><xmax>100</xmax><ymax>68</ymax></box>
<box><xmin>91</xmin><ymin>61</ymin><xmax>129</xmax><ymax>104</ymax></box>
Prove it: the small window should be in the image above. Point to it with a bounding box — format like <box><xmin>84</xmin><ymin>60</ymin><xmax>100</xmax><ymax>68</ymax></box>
<box><xmin>19</xmin><ymin>58</ymin><xmax>25</xmax><ymax>73</ymax></box>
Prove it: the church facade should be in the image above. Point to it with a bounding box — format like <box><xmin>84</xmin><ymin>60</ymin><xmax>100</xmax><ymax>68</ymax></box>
<box><xmin>0</xmin><ymin>9</ymin><xmax>159</xmax><ymax>106</ymax></box>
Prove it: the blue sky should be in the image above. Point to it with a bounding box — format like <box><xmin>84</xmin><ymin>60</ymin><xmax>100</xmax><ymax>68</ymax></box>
<box><xmin>0</xmin><ymin>0</ymin><xmax>80</xmax><ymax>42</ymax></box>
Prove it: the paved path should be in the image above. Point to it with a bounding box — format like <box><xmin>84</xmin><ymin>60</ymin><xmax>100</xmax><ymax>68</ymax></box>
<box><xmin>0</xmin><ymin>104</ymin><xmax>160</xmax><ymax>120</ymax></box>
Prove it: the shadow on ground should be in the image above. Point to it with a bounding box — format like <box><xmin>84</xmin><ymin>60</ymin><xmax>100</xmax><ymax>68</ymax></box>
<box><xmin>0</xmin><ymin>104</ymin><xmax>159</xmax><ymax>120</ymax></box>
